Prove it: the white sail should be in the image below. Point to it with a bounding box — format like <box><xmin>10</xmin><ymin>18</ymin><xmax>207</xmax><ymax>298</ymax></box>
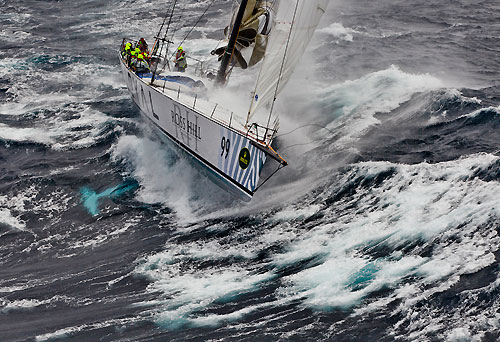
<box><xmin>247</xmin><ymin>0</ymin><xmax>328</xmax><ymax>128</ymax></box>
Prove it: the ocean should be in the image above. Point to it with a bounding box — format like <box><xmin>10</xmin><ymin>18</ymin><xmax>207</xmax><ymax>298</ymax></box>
<box><xmin>1</xmin><ymin>0</ymin><xmax>500</xmax><ymax>341</ymax></box>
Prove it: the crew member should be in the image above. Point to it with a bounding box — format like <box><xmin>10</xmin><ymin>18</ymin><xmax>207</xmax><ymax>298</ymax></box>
<box><xmin>138</xmin><ymin>38</ymin><xmax>149</xmax><ymax>53</ymax></box>
<box><xmin>122</xmin><ymin>42</ymin><xmax>132</xmax><ymax>65</ymax></box>
<box><xmin>174</xmin><ymin>46</ymin><xmax>187</xmax><ymax>72</ymax></box>
<box><xmin>122</xmin><ymin>42</ymin><xmax>132</xmax><ymax>58</ymax></box>
<box><xmin>136</xmin><ymin>51</ymin><xmax>150</xmax><ymax>73</ymax></box>
<box><xmin>129</xmin><ymin>46</ymin><xmax>141</xmax><ymax>70</ymax></box>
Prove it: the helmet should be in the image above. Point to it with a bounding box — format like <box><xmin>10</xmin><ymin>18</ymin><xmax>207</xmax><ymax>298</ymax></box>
<box><xmin>177</xmin><ymin>46</ymin><xmax>183</xmax><ymax>51</ymax></box>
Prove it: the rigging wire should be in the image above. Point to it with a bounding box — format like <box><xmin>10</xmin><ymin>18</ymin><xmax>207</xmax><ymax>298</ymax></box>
<box><xmin>153</xmin><ymin>0</ymin><xmax>178</xmax><ymax>79</ymax></box>
<box><xmin>263</xmin><ymin>0</ymin><xmax>300</xmax><ymax>140</ymax></box>
<box><xmin>170</xmin><ymin>5</ymin><xmax>186</xmax><ymax>41</ymax></box>
<box><xmin>162</xmin><ymin>0</ymin><xmax>178</xmax><ymax>48</ymax></box>
<box><xmin>169</xmin><ymin>0</ymin><xmax>217</xmax><ymax>60</ymax></box>
<box><xmin>281</xmin><ymin>138</ymin><xmax>330</xmax><ymax>151</ymax></box>
<box><xmin>253</xmin><ymin>163</ymin><xmax>286</xmax><ymax>192</ymax></box>
<box><xmin>160</xmin><ymin>0</ymin><xmax>179</xmax><ymax>71</ymax></box>
<box><xmin>157</xmin><ymin>0</ymin><xmax>216</xmax><ymax>76</ymax></box>
<box><xmin>276</xmin><ymin>123</ymin><xmax>336</xmax><ymax>151</ymax></box>
<box><xmin>276</xmin><ymin>123</ymin><xmax>335</xmax><ymax>138</ymax></box>
<box><xmin>257</xmin><ymin>123</ymin><xmax>336</xmax><ymax>191</ymax></box>
<box><xmin>152</xmin><ymin>2</ymin><xmax>172</xmax><ymax>56</ymax></box>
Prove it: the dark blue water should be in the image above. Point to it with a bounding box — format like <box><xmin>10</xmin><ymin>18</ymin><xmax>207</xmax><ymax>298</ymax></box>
<box><xmin>1</xmin><ymin>0</ymin><xmax>500</xmax><ymax>341</ymax></box>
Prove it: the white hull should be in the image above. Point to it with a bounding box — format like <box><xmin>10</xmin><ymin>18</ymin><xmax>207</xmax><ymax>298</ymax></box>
<box><xmin>120</xmin><ymin>59</ymin><xmax>267</xmax><ymax>199</ymax></box>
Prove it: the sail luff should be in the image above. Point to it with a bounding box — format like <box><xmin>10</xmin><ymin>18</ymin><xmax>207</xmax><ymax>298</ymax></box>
<box><xmin>263</xmin><ymin>0</ymin><xmax>300</xmax><ymax>135</ymax></box>
<box><xmin>247</xmin><ymin>0</ymin><xmax>328</xmax><ymax>127</ymax></box>
<box><xmin>246</xmin><ymin>0</ymin><xmax>280</xmax><ymax>125</ymax></box>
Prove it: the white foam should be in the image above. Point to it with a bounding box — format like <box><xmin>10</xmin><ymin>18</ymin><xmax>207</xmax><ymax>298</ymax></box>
<box><xmin>138</xmin><ymin>262</ymin><xmax>274</xmax><ymax>328</ymax></box>
<box><xmin>0</xmin><ymin>98</ymin><xmax>126</xmax><ymax>150</ymax></box>
<box><xmin>110</xmin><ymin>134</ymin><xmax>200</xmax><ymax>221</ymax></box>
<box><xmin>34</xmin><ymin>317</ymin><xmax>138</xmax><ymax>341</ymax></box>
<box><xmin>446</xmin><ymin>327</ymin><xmax>477</xmax><ymax>342</ymax></box>
<box><xmin>1</xmin><ymin>12</ymin><xmax>31</xmax><ymax>25</ymax></box>
<box><xmin>0</xmin><ymin>85</ymin><xmax>128</xmax><ymax>150</ymax></box>
<box><xmin>0</xmin><ymin>208</ymin><xmax>26</xmax><ymax>231</ymax></box>
<box><xmin>271</xmin><ymin>204</ymin><xmax>322</xmax><ymax>222</ymax></box>
<box><xmin>17</xmin><ymin>3</ymin><xmax>494</xmax><ymax>336</ymax></box>
<box><xmin>134</xmin><ymin>214</ymin><xmax>303</xmax><ymax>327</ymax></box>
<box><xmin>0</xmin><ymin>285</ymin><xmax>29</xmax><ymax>293</ymax></box>
<box><xmin>318</xmin><ymin>23</ymin><xmax>359</xmax><ymax>42</ymax></box>
<box><xmin>0</xmin><ymin>295</ymin><xmax>70</xmax><ymax>313</ymax></box>
<box><xmin>185</xmin><ymin>240</ymin><xmax>258</xmax><ymax>260</ymax></box>
<box><xmin>0</xmin><ymin>57</ymin><xmax>30</xmax><ymax>73</ymax></box>
<box><xmin>189</xmin><ymin>302</ymin><xmax>269</xmax><ymax>327</ymax></box>
<box><xmin>0</xmin><ymin>30</ymin><xmax>32</xmax><ymax>42</ymax></box>
<box><xmin>0</xmin><ymin>185</ymin><xmax>72</xmax><ymax>242</ymax></box>
<box><xmin>0</xmin><ymin>123</ymin><xmax>55</xmax><ymax>145</ymax></box>
<box><xmin>459</xmin><ymin>105</ymin><xmax>500</xmax><ymax>119</ymax></box>
<box><xmin>35</xmin><ymin>326</ymin><xmax>84</xmax><ymax>342</ymax></box>
<box><xmin>0</xmin><ymin>299</ymin><xmax>43</xmax><ymax>313</ymax></box>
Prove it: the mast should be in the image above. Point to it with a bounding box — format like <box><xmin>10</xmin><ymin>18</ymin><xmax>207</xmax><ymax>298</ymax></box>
<box><xmin>216</xmin><ymin>0</ymin><xmax>249</xmax><ymax>84</ymax></box>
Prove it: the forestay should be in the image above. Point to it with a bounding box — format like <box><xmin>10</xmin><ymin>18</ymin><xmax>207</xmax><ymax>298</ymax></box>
<box><xmin>247</xmin><ymin>0</ymin><xmax>328</xmax><ymax>128</ymax></box>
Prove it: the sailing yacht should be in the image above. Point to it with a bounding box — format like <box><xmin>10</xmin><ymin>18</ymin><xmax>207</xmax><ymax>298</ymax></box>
<box><xmin>119</xmin><ymin>0</ymin><xmax>327</xmax><ymax>200</ymax></box>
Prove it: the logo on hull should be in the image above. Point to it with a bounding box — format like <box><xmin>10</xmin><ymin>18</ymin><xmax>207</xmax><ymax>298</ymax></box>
<box><xmin>239</xmin><ymin>148</ymin><xmax>250</xmax><ymax>169</ymax></box>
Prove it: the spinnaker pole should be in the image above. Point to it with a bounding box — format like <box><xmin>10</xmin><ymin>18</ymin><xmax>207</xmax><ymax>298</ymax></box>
<box><xmin>216</xmin><ymin>0</ymin><xmax>249</xmax><ymax>84</ymax></box>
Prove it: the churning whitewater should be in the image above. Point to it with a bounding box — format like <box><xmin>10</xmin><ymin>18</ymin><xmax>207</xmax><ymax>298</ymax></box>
<box><xmin>1</xmin><ymin>0</ymin><xmax>500</xmax><ymax>341</ymax></box>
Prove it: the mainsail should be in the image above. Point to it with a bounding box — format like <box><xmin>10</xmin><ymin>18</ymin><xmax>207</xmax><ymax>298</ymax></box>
<box><xmin>247</xmin><ymin>0</ymin><xmax>328</xmax><ymax>128</ymax></box>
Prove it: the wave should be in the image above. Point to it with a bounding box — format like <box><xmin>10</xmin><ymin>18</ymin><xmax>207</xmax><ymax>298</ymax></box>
<box><xmin>316</xmin><ymin>65</ymin><xmax>443</xmax><ymax>148</ymax></box>
<box><xmin>132</xmin><ymin>152</ymin><xmax>500</xmax><ymax>335</ymax></box>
